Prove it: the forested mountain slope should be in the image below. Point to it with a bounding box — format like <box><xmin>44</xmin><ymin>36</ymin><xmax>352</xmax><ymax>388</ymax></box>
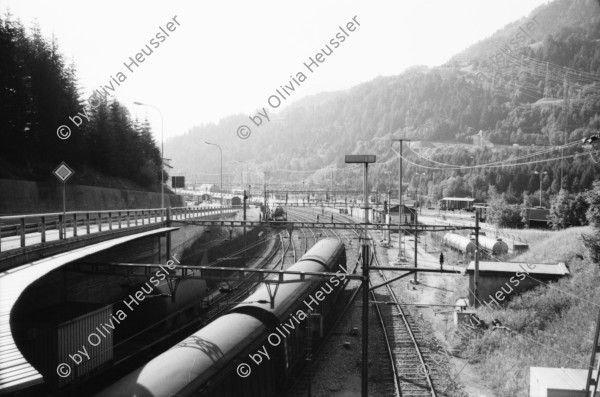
<box><xmin>167</xmin><ymin>0</ymin><xmax>600</xmax><ymax>201</ymax></box>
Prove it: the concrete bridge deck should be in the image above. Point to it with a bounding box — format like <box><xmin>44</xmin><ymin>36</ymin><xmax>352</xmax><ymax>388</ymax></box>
<box><xmin>0</xmin><ymin>206</ymin><xmax>237</xmax><ymax>271</ymax></box>
<box><xmin>0</xmin><ymin>227</ymin><xmax>178</xmax><ymax>393</ymax></box>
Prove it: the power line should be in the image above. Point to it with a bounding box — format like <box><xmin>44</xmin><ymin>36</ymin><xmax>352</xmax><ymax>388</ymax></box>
<box><xmin>406</xmin><ymin>142</ymin><xmax>579</xmax><ymax>169</ymax></box>
<box><xmin>399</xmin><ymin>150</ymin><xmax>589</xmax><ymax>171</ymax></box>
<box><xmin>403</xmin><ymin>140</ymin><xmax>583</xmax><ymax>170</ymax></box>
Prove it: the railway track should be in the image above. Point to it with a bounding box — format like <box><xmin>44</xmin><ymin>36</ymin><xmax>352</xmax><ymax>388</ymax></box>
<box><xmin>201</xmin><ymin>229</ymin><xmax>294</xmax><ymax>318</ymax></box>
<box><xmin>259</xmin><ymin>206</ymin><xmax>457</xmax><ymax>396</ymax></box>
<box><xmin>201</xmin><ymin>209</ymin><xmax>327</xmax><ymax>318</ymax></box>
<box><xmin>369</xmin><ymin>248</ymin><xmax>437</xmax><ymax>397</ymax></box>
<box><xmin>336</xmin><ymin>211</ymin><xmax>457</xmax><ymax>397</ymax></box>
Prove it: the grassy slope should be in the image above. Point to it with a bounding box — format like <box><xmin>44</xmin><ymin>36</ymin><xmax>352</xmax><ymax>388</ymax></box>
<box><xmin>467</xmin><ymin>226</ymin><xmax>599</xmax><ymax>396</ymax></box>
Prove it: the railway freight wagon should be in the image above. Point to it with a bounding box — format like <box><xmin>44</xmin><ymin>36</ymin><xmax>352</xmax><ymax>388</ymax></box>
<box><xmin>442</xmin><ymin>233</ymin><xmax>475</xmax><ymax>257</ymax></box>
<box><xmin>439</xmin><ymin>197</ymin><xmax>474</xmax><ymax>211</ymax></box>
<box><xmin>95</xmin><ymin>239</ymin><xmax>347</xmax><ymax>397</ymax></box>
<box><xmin>478</xmin><ymin>236</ymin><xmax>509</xmax><ymax>256</ymax></box>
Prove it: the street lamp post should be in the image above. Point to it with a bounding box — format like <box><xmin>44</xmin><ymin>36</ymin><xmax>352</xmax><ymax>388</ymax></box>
<box><xmin>534</xmin><ymin>170</ymin><xmax>548</xmax><ymax>207</ymax></box>
<box><xmin>205</xmin><ymin>142</ymin><xmax>223</xmax><ymax>218</ymax></box>
<box><xmin>236</xmin><ymin>160</ymin><xmax>249</xmax><ymax>194</ymax></box>
<box><xmin>302</xmin><ymin>179</ymin><xmax>306</xmax><ymax>205</ymax></box>
<box><xmin>235</xmin><ymin>161</ymin><xmax>250</xmax><ymax>266</ymax></box>
<box><xmin>133</xmin><ymin>101</ymin><xmax>164</xmax><ymax>209</ymax></box>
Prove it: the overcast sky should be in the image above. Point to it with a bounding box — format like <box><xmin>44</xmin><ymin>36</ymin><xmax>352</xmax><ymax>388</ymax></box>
<box><xmin>1</xmin><ymin>0</ymin><xmax>549</xmax><ymax>141</ymax></box>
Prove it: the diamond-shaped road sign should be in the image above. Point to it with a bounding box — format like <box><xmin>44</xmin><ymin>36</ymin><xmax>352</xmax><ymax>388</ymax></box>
<box><xmin>53</xmin><ymin>162</ymin><xmax>74</xmax><ymax>183</ymax></box>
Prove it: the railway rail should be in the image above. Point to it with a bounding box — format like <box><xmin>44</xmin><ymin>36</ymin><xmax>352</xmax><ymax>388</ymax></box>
<box><xmin>321</xmin><ymin>209</ymin><xmax>454</xmax><ymax>396</ymax></box>
<box><xmin>201</xmin><ymin>228</ymin><xmax>296</xmax><ymax>319</ymax></box>
<box><xmin>369</xmin><ymin>247</ymin><xmax>437</xmax><ymax>396</ymax></box>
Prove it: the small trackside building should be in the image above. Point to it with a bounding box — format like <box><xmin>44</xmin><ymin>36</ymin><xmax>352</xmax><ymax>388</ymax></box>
<box><xmin>529</xmin><ymin>367</ymin><xmax>600</xmax><ymax>397</ymax></box>
<box><xmin>231</xmin><ymin>196</ymin><xmax>242</xmax><ymax>207</ymax></box>
<box><xmin>388</xmin><ymin>204</ymin><xmax>416</xmax><ymax>224</ymax></box>
<box><xmin>465</xmin><ymin>261</ymin><xmax>569</xmax><ymax>307</ymax></box>
<box><xmin>527</xmin><ymin>207</ymin><xmax>551</xmax><ymax>228</ymax></box>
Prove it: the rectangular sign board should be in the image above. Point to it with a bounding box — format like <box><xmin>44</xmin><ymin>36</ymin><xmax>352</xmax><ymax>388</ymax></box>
<box><xmin>172</xmin><ymin>176</ymin><xmax>185</xmax><ymax>188</ymax></box>
<box><xmin>344</xmin><ymin>155</ymin><xmax>376</xmax><ymax>163</ymax></box>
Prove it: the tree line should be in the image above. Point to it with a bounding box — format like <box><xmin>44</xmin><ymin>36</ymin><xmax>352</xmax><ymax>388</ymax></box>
<box><xmin>0</xmin><ymin>15</ymin><xmax>164</xmax><ymax>190</ymax></box>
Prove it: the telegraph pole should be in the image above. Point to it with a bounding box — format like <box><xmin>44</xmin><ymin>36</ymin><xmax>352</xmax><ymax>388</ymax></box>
<box><xmin>393</xmin><ymin>138</ymin><xmax>411</xmax><ymax>263</ymax></box>
<box><xmin>561</xmin><ymin>74</ymin><xmax>568</xmax><ymax>191</ymax></box>
<box><xmin>263</xmin><ymin>171</ymin><xmax>267</xmax><ymax>221</ymax></box>
<box><xmin>474</xmin><ymin>209</ymin><xmax>480</xmax><ymax>306</ymax></box>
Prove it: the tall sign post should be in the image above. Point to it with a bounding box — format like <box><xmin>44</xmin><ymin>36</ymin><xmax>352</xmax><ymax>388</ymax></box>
<box><xmin>53</xmin><ymin>162</ymin><xmax>74</xmax><ymax>239</ymax></box>
<box><xmin>345</xmin><ymin>154</ymin><xmax>375</xmax><ymax>397</ymax></box>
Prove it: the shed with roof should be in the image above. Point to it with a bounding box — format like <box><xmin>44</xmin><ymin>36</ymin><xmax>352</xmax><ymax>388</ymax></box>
<box><xmin>465</xmin><ymin>261</ymin><xmax>569</xmax><ymax>306</ymax></box>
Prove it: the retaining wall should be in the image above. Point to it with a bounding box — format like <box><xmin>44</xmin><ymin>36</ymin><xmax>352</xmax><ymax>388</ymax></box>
<box><xmin>0</xmin><ymin>179</ymin><xmax>183</xmax><ymax>215</ymax></box>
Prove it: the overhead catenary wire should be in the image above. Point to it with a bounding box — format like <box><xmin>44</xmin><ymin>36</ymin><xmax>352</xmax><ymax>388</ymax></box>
<box><xmin>397</xmin><ymin>149</ymin><xmax>589</xmax><ymax>171</ymax></box>
<box><xmin>405</xmin><ymin>140</ymin><xmax>583</xmax><ymax>169</ymax></box>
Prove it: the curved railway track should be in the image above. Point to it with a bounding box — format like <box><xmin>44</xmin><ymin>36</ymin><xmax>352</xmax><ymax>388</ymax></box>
<box><xmin>259</xmin><ymin>206</ymin><xmax>457</xmax><ymax>396</ymax></box>
<box><xmin>209</xmin><ymin>209</ymin><xmax>325</xmax><ymax>311</ymax></box>
<box><xmin>200</xmin><ymin>226</ymin><xmax>300</xmax><ymax>321</ymax></box>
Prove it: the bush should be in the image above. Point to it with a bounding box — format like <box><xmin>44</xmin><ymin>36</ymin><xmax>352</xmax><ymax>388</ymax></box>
<box><xmin>548</xmin><ymin>190</ymin><xmax>589</xmax><ymax>230</ymax></box>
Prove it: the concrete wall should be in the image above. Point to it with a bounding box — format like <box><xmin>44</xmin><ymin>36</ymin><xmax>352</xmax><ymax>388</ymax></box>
<box><xmin>0</xmin><ymin>179</ymin><xmax>183</xmax><ymax>215</ymax></box>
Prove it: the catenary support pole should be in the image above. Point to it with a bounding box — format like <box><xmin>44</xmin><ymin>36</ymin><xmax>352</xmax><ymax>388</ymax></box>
<box><xmin>474</xmin><ymin>209</ymin><xmax>480</xmax><ymax>307</ymax></box>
